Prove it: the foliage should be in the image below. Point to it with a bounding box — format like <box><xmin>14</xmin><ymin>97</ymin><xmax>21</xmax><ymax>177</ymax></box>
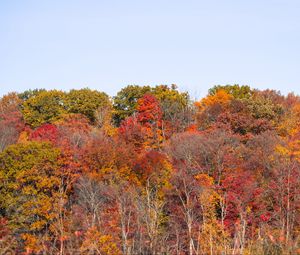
<box><xmin>0</xmin><ymin>142</ymin><xmax>60</xmax><ymax>228</ymax></box>
<box><xmin>66</xmin><ymin>88</ymin><xmax>111</xmax><ymax>123</ymax></box>
<box><xmin>1</xmin><ymin>85</ymin><xmax>300</xmax><ymax>254</ymax></box>
<box><xmin>113</xmin><ymin>84</ymin><xmax>190</xmax><ymax>128</ymax></box>
<box><xmin>0</xmin><ymin>93</ymin><xmax>24</xmax><ymax>151</ymax></box>
<box><xmin>18</xmin><ymin>89</ymin><xmax>46</xmax><ymax>101</ymax></box>
<box><xmin>21</xmin><ymin>89</ymin><xmax>111</xmax><ymax>128</ymax></box>
<box><xmin>22</xmin><ymin>90</ymin><xmax>67</xmax><ymax>128</ymax></box>
<box><xmin>80</xmin><ymin>227</ymin><xmax>121</xmax><ymax>255</ymax></box>
<box><xmin>113</xmin><ymin>85</ymin><xmax>151</xmax><ymax>125</ymax></box>
<box><xmin>209</xmin><ymin>84</ymin><xmax>253</xmax><ymax>99</ymax></box>
<box><xmin>0</xmin><ymin>142</ymin><xmax>74</xmax><ymax>253</ymax></box>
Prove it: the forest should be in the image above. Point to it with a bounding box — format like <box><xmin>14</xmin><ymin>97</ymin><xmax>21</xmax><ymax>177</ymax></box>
<box><xmin>0</xmin><ymin>84</ymin><xmax>300</xmax><ymax>255</ymax></box>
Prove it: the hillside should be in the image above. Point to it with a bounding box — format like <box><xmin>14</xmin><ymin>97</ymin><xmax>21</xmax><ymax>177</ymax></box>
<box><xmin>0</xmin><ymin>84</ymin><xmax>299</xmax><ymax>254</ymax></box>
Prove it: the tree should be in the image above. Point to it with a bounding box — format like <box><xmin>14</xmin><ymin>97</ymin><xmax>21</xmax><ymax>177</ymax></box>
<box><xmin>136</xmin><ymin>94</ymin><xmax>163</xmax><ymax>148</ymax></box>
<box><xmin>195</xmin><ymin>89</ymin><xmax>233</xmax><ymax>130</ymax></box>
<box><xmin>0</xmin><ymin>142</ymin><xmax>70</xmax><ymax>253</ymax></box>
<box><xmin>0</xmin><ymin>217</ymin><xmax>17</xmax><ymax>254</ymax></box>
<box><xmin>80</xmin><ymin>131</ymin><xmax>137</xmax><ymax>182</ymax></box>
<box><xmin>22</xmin><ymin>90</ymin><xmax>67</xmax><ymax>128</ymax></box>
<box><xmin>55</xmin><ymin>113</ymin><xmax>92</xmax><ymax>153</ymax></box>
<box><xmin>264</xmin><ymin>134</ymin><xmax>300</xmax><ymax>253</ymax></box>
<box><xmin>0</xmin><ymin>93</ymin><xmax>24</xmax><ymax>151</ymax></box>
<box><xmin>221</xmin><ymin>170</ymin><xmax>262</xmax><ymax>255</ymax></box>
<box><xmin>80</xmin><ymin>227</ymin><xmax>121</xmax><ymax>255</ymax></box>
<box><xmin>133</xmin><ymin>151</ymin><xmax>172</xmax><ymax>254</ymax></box>
<box><xmin>66</xmin><ymin>88</ymin><xmax>111</xmax><ymax>124</ymax></box>
<box><xmin>118</xmin><ymin>115</ymin><xmax>145</xmax><ymax>152</ymax></box>
<box><xmin>1</xmin><ymin>84</ymin><xmax>300</xmax><ymax>254</ymax></box>
<box><xmin>113</xmin><ymin>85</ymin><xmax>151</xmax><ymax>125</ymax></box>
<box><xmin>152</xmin><ymin>85</ymin><xmax>192</xmax><ymax>135</ymax></box>
<box><xmin>18</xmin><ymin>89</ymin><xmax>46</xmax><ymax>101</ymax></box>
<box><xmin>29</xmin><ymin>123</ymin><xmax>59</xmax><ymax>144</ymax></box>
<box><xmin>244</xmin><ymin>93</ymin><xmax>284</xmax><ymax>122</ymax></box>
<box><xmin>113</xmin><ymin>84</ymin><xmax>191</xmax><ymax>129</ymax></box>
<box><xmin>118</xmin><ymin>93</ymin><xmax>164</xmax><ymax>150</ymax></box>
<box><xmin>208</xmin><ymin>84</ymin><xmax>253</xmax><ymax>99</ymax></box>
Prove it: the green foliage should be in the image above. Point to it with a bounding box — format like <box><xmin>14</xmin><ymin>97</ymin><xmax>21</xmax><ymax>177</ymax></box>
<box><xmin>113</xmin><ymin>84</ymin><xmax>190</xmax><ymax>126</ymax></box>
<box><xmin>152</xmin><ymin>84</ymin><xmax>189</xmax><ymax>105</ymax></box>
<box><xmin>113</xmin><ymin>85</ymin><xmax>152</xmax><ymax>125</ymax></box>
<box><xmin>209</xmin><ymin>84</ymin><xmax>253</xmax><ymax>99</ymax></box>
<box><xmin>243</xmin><ymin>95</ymin><xmax>284</xmax><ymax>121</ymax></box>
<box><xmin>18</xmin><ymin>88</ymin><xmax>46</xmax><ymax>101</ymax></box>
<box><xmin>21</xmin><ymin>89</ymin><xmax>111</xmax><ymax>127</ymax></box>
<box><xmin>66</xmin><ymin>88</ymin><xmax>111</xmax><ymax>123</ymax></box>
<box><xmin>22</xmin><ymin>90</ymin><xmax>67</xmax><ymax>127</ymax></box>
<box><xmin>152</xmin><ymin>84</ymin><xmax>190</xmax><ymax>121</ymax></box>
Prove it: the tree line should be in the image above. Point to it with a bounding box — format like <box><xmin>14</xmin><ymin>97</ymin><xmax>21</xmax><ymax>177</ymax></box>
<box><xmin>0</xmin><ymin>84</ymin><xmax>300</xmax><ymax>254</ymax></box>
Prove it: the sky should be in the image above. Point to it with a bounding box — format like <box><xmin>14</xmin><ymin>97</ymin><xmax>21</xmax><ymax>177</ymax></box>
<box><xmin>1</xmin><ymin>0</ymin><xmax>300</xmax><ymax>99</ymax></box>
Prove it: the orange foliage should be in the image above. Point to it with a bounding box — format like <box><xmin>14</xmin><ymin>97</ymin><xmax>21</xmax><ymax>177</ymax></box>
<box><xmin>195</xmin><ymin>89</ymin><xmax>233</xmax><ymax>111</ymax></box>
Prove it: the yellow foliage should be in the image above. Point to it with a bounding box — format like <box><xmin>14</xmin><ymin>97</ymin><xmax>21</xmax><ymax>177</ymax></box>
<box><xmin>17</xmin><ymin>130</ymin><xmax>30</xmax><ymax>143</ymax></box>
<box><xmin>22</xmin><ymin>233</ymin><xmax>43</xmax><ymax>254</ymax></box>
<box><xmin>278</xmin><ymin>103</ymin><xmax>300</xmax><ymax>136</ymax></box>
<box><xmin>195</xmin><ymin>173</ymin><xmax>214</xmax><ymax>187</ymax></box>
<box><xmin>80</xmin><ymin>227</ymin><xmax>121</xmax><ymax>255</ymax></box>
<box><xmin>195</xmin><ymin>89</ymin><xmax>233</xmax><ymax>111</ymax></box>
<box><xmin>275</xmin><ymin>144</ymin><xmax>290</xmax><ymax>156</ymax></box>
<box><xmin>198</xmin><ymin>219</ymin><xmax>230</xmax><ymax>255</ymax></box>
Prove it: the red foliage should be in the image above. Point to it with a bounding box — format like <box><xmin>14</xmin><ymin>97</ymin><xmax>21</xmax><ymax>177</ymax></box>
<box><xmin>0</xmin><ymin>110</ymin><xmax>25</xmax><ymax>150</ymax></box>
<box><xmin>137</xmin><ymin>93</ymin><xmax>162</xmax><ymax>127</ymax></box>
<box><xmin>0</xmin><ymin>217</ymin><xmax>10</xmax><ymax>239</ymax></box>
<box><xmin>118</xmin><ymin>94</ymin><xmax>164</xmax><ymax>150</ymax></box>
<box><xmin>118</xmin><ymin>115</ymin><xmax>145</xmax><ymax>150</ymax></box>
<box><xmin>29</xmin><ymin>124</ymin><xmax>58</xmax><ymax>143</ymax></box>
<box><xmin>221</xmin><ymin>170</ymin><xmax>263</xmax><ymax>234</ymax></box>
<box><xmin>133</xmin><ymin>150</ymin><xmax>169</xmax><ymax>185</ymax></box>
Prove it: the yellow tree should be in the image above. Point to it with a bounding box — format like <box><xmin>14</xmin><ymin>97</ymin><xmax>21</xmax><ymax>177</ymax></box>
<box><xmin>0</xmin><ymin>142</ymin><xmax>73</xmax><ymax>253</ymax></box>
<box><xmin>195</xmin><ymin>174</ymin><xmax>229</xmax><ymax>255</ymax></box>
<box><xmin>80</xmin><ymin>227</ymin><xmax>121</xmax><ymax>255</ymax></box>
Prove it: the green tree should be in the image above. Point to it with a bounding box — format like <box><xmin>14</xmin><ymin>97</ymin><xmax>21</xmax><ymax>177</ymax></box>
<box><xmin>243</xmin><ymin>92</ymin><xmax>284</xmax><ymax>123</ymax></box>
<box><xmin>152</xmin><ymin>84</ymin><xmax>189</xmax><ymax>108</ymax></box>
<box><xmin>66</xmin><ymin>88</ymin><xmax>111</xmax><ymax>123</ymax></box>
<box><xmin>113</xmin><ymin>84</ymin><xmax>191</xmax><ymax>127</ymax></box>
<box><xmin>209</xmin><ymin>84</ymin><xmax>253</xmax><ymax>99</ymax></box>
<box><xmin>22</xmin><ymin>90</ymin><xmax>67</xmax><ymax>128</ymax></box>
<box><xmin>113</xmin><ymin>85</ymin><xmax>151</xmax><ymax>125</ymax></box>
<box><xmin>18</xmin><ymin>89</ymin><xmax>46</xmax><ymax>101</ymax></box>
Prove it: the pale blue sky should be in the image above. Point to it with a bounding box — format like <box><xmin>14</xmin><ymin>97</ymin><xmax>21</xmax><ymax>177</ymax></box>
<box><xmin>1</xmin><ymin>0</ymin><xmax>300</xmax><ymax>99</ymax></box>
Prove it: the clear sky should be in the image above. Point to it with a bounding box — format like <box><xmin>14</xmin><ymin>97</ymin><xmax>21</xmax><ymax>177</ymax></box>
<box><xmin>1</xmin><ymin>0</ymin><xmax>300</xmax><ymax>99</ymax></box>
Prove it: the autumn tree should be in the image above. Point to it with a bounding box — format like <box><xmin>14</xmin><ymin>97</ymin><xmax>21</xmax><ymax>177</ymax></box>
<box><xmin>113</xmin><ymin>84</ymin><xmax>191</xmax><ymax>130</ymax></box>
<box><xmin>195</xmin><ymin>89</ymin><xmax>233</xmax><ymax>130</ymax></box>
<box><xmin>0</xmin><ymin>142</ymin><xmax>74</xmax><ymax>253</ymax></box>
<box><xmin>0</xmin><ymin>92</ymin><xmax>24</xmax><ymax>151</ymax></box>
<box><xmin>133</xmin><ymin>151</ymin><xmax>172</xmax><ymax>254</ymax></box>
<box><xmin>208</xmin><ymin>84</ymin><xmax>253</xmax><ymax>99</ymax></box>
<box><xmin>152</xmin><ymin>85</ymin><xmax>192</xmax><ymax>135</ymax></box>
<box><xmin>66</xmin><ymin>88</ymin><xmax>111</xmax><ymax>124</ymax></box>
<box><xmin>18</xmin><ymin>89</ymin><xmax>46</xmax><ymax>101</ymax></box>
<box><xmin>136</xmin><ymin>93</ymin><xmax>163</xmax><ymax>148</ymax></box>
<box><xmin>118</xmin><ymin>93</ymin><xmax>164</xmax><ymax>150</ymax></box>
<box><xmin>22</xmin><ymin>90</ymin><xmax>67</xmax><ymax>128</ymax></box>
<box><xmin>221</xmin><ymin>170</ymin><xmax>262</xmax><ymax>254</ymax></box>
<box><xmin>1</xmin><ymin>84</ymin><xmax>300</xmax><ymax>254</ymax></box>
<box><xmin>113</xmin><ymin>85</ymin><xmax>151</xmax><ymax>125</ymax></box>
